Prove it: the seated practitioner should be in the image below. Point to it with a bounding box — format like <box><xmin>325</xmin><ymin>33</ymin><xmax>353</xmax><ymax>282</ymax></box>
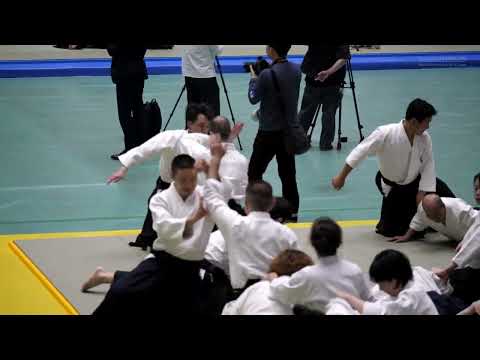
<box><xmin>335</xmin><ymin>249</ymin><xmax>468</xmax><ymax>315</ymax></box>
<box><xmin>222</xmin><ymin>250</ymin><xmax>314</xmax><ymax>315</ymax></box>
<box><xmin>202</xmin><ymin>139</ymin><xmax>299</xmax><ymax>299</ymax></box>
<box><xmin>268</xmin><ymin>217</ymin><xmax>371</xmax><ymax>314</ymax></box>
<box><xmin>201</xmin><ymin>196</ymin><xmax>296</xmax><ymax>315</ymax></box>
<box><xmin>81</xmin><ymin>154</ymin><xmax>214</xmax><ymax>315</ymax></box>
<box><xmin>331</xmin><ymin>98</ymin><xmax>455</xmax><ymax>237</ymax></box>
<box><xmin>474</xmin><ymin>172</ymin><xmax>480</xmax><ymax>209</ymax></box>
<box><xmin>326</xmin><ymin>265</ymin><xmax>453</xmax><ymax>315</ymax></box>
<box><xmin>433</xmin><ymin>215</ymin><xmax>480</xmax><ymax>304</ymax></box>
<box><xmin>389</xmin><ymin>194</ymin><xmax>478</xmax><ymax>243</ymax></box>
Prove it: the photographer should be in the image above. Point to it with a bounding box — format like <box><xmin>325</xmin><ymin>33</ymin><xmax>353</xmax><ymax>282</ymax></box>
<box><xmin>298</xmin><ymin>45</ymin><xmax>350</xmax><ymax>151</ymax></box>
<box><xmin>247</xmin><ymin>44</ymin><xmax>301</xmax><ymax>222</ymax></box>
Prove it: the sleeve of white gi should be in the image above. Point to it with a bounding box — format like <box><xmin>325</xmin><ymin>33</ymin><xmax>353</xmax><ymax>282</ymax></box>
<box><xmin>418</xmin><ymin>133</ymin><xmax>436</xmax><ymax>192</ymax></box>
<box><xmin>119</xmin><ymin>130</ymin><xmax>182</xmax><ymax>168</ymax></box>
<box><xmin>345</xmin><ymin>127</ymin><xmax>386</xmax><ymax>169</ymax></box>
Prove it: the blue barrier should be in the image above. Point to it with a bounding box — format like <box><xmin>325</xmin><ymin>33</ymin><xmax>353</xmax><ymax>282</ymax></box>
<box><xmin>1</xmin><ymin>52</ymin><xmax>480</xmax><ymax>78</ymax></box>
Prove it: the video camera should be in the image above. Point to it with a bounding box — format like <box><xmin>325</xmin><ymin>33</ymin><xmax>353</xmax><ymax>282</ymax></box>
<box><xmin>243</xmin><ymin>56</ymin><xmax>270</xmax><ymax>76</ymax></box>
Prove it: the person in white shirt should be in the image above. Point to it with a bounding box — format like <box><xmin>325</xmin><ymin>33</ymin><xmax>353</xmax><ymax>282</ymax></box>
<box><xmin>326</xmin><ymin>265</ymin><xmax>453</xmax><ymax>315</ymax></box>
<box><xmin>433</xmin><ymin>214</ymin><xmax>480</xmax><ymax>283</ymax></box>
<box><xmin>182</xmin><ymin>45</ymin><xmax>224</xmax><ymax>117</ymax></box>
<box><xmin>82</xmin><ymin>154</ymin><xmax>214</xmax><ymax>315</ymax></box>
<box><xmin>331</xmin><ymin>98</ymin><xmax>455</xmax><ymax>237</ymax></box>
<box><xmin>335</xmin><ymin>249</ymin><xmax>470</xmax><ymax>315</ymax></box>
<box><xmin>268</xmin><ymin>217</ymin><xmax>371</xmax><ymax>314</ymax></box>
<box><xmin>390</xmin><ymin>195</ymin><xmax>478</xmax><ymax>244</ymax></box>
<box><xmin>201</xmin><ymin>196</ymin><xmax>297</xmax><ymax>315</ymax></box>
<box><xmin>107</xmin><ymin>103</ymin><xmax>212</xmax><ymax>249</ymax></box>
<box><xmin>222</xmin><ymin>249</ymin><xmax>314</xmax><ymax>315</ymax></box>
<box><xmin>201</xmin><ymin>139</ymin><xmax>299</xmax><ymax>298</ymax></box>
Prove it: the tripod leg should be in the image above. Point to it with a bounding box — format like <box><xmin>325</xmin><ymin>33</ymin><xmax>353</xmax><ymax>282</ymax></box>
<box><xmin>163</xmin><ymin>84</ymin><xmax>186</xmax><ymax>132</ymax></box>
<box><xmin>347</xmin><ymin>60</ymin><xmax>365</xmax><ymax>142</ymax></box>
<box><xmin>215</xmin><ymin>56</ymin><xmax>243</xmax><ymax>151</ymax></box>
<box><xmin>337</xmin><ymin>99</ymin><xmax>342</xmax><ymax>150</ymax></box>
<box><xmin>308</xmin><ymin>105</ymin><xmax>320</xmax><ymax>143</ymax></box>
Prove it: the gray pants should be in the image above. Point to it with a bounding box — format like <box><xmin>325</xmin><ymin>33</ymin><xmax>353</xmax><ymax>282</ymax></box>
<box><xmin>298</xmin><ymin>84</ymin><xmax>343</xmax><ymax>148</ymax></box>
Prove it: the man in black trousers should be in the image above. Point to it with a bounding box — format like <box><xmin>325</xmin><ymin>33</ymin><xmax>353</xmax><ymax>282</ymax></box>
<box><xmin>298</xmin><ymin>44</ymin><xmax>350</xmax><ymax>151</ymax></box>
<box><xmin>247</xmin><ymin>44</ymin><xmax>301</xmax><ymax>222</ymax></box>
<box><xmin>107</xmin><ymin>44</ymin><xmax>148</xmax><ymax>160</ymax></box>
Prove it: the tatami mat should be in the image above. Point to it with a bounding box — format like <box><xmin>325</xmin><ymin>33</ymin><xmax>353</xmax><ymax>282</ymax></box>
<box><xmin>15</xmin><ymin>225</ymin><xmax>455</xmax><ymax>315</ymax></box>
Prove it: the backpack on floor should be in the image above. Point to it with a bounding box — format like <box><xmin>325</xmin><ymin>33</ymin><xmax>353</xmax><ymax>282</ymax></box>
<box><xmin>141</xmin><ymin>99</ymin><xmax>162</xmax><ymax>143</ymax></box>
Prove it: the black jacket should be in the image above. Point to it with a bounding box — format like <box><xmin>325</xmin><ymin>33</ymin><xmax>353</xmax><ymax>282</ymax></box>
<box><xmin>107</xmin><ymin>44</ymin><xmax>148</xmax><ymax>84</ymax></box>
<box><xmin>301</xmin><ymin>45</ymin><xmax>350</xmax><ymax>87</ymax></box>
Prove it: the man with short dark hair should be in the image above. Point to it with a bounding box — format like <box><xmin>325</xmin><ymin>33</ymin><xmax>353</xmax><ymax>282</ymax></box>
<box><xmin>336</xmin><ymin>249</ymin><xmax>469</xmax><ymax>315</ymax></box>
<box><xmin>332</xmin><ymin>98</ymin><xmax>455</xmax><ymax>237</ymax></box>
<box><xmin>201</xmin><ymin>138</ymin><xmax>298</xmax><ymax>298</ymax></box>
<box><xmin>107</xmin><ymin>103</ymin><xmax>213</xmax><ymax>249</ymax></box>
<box><xmin>247</xmin><ymin>44</ymin><xmax>302</xmax><ymax>222</ymax></box>
<box><xmin>82</xmin><ymin>154</ymin><xmax>214</xmax><ymax>315</ymax></box>
<box><xmin>268</xmin><ymin>217</ymin><xmax>371</xmax><ymax>314</ymax></box>
<box><xmin>298</xmin><ymin>44</ymin><xmax>350</xmax><ymax>150</ymax></box>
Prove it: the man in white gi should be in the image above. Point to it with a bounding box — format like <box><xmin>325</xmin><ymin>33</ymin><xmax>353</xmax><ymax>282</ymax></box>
<box><xmin>390</xmin><ymin>194</ymin><xmax>478</xmax><ymax>244</ymax></box>
<box><xmin>222</xmin><ymin>249</ymin><xmax>313</xmax><ymax>315</ymax></box>
<box><xmin>332</xmin><ymin>98</ymin><xmax>455</xmax><ymax>237</ymax></box>
<box><xmin>108</xmin><ymin>107</ymin><xmax>247</xmax><ymax>249</ymax></box>
<box><xmin>334</xmin><ymin>249</ymin><xmax>469</xmax><ymax>315</ymax></box>
<box><xmin>268</xmin><ymin>217</ymin><xmax>372</xmax><ymax>314</ymax></box>
<box><xmin>202</xmin><ymin>138</ymin><xmax>299</xmax><ymax>297</ymax></box>
<box><xmin>82</xmin><ymin>154</ymin><xmax>214</xmax><ymax>315</ymax></box>
<box><xmin>182</xmin><ymin>45</ymin><xmax>224</xmax><ymax>117</ymax></box>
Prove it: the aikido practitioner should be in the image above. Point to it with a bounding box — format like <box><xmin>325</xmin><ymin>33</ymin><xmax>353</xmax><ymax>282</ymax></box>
<box><xmin>201</xmin><ymin>138</ymin><xmax>299</xmax><ymax>300</ymax></box>
<box><xmin>222</xmin><ymin>250</ymin><xmax>314</xmax><ymax>315</ymax></box>
<box><xmin>82</xmin><ymin>154</ymin><xmax>214</xmax><ymax>315</ymax></box>
<box><xmin>332</xmin><ymin>98</ymin><xmax>455</xmax><ymax>237</ymax></box>
<box><xmin>201</xmin><ymin>197</ymin><xmax>296</xmax><ymax>314</ymax></box>
<box><xmin>335</xmin><ymin>249</ymin><xmax>469</xmax><ymax>315</ymax></box>
<box><xmin>390</xmin><ymin>194</ymin><xmax>478</xmax><ymax>244</ymax></box>
<box><xmin>268</xmin><ymin>217</ymin><xmax>371</xmax><ymax>314</ymax></box>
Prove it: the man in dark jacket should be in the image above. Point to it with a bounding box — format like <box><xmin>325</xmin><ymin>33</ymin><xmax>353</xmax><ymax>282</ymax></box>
<box><xmin>247</xmin><ymin>44</ymin><xmax>301</xmax><ymax>221</ymax></box>
<box><xmin>298</xmin><ymin>45</ymin><xmax>350</xmax><ymax>151</ymax></box>
<box><xmin>107</xmin><ymin>44</ymin><xmax>148</xmax><ymax>160</ymax></box>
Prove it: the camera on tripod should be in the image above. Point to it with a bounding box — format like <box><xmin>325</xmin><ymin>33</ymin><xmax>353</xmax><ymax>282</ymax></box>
<box><xmin>243</xmin><ymin>56</ymin><xmax>270</xmax><ymax>76</ymax></box>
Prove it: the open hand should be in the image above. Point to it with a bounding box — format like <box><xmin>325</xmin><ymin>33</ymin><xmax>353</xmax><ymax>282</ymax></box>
<box><xmin>388</xmin><ymin>235</ymin><xmax>410</xmax><ymax>243</ymax></box>
<box><xmin>228</xmin><ymin>122</ymin><xmax>244</xmax><ymax>142</ymax></box>
<box><xmin>107</xmin><ymin>166</ymin><xmax>128</xmax><ymax>184</ymax></box>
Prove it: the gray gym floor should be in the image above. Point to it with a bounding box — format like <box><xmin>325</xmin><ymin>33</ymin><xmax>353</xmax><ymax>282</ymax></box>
<box><xmin>15</xmin><ymin>225</ymin><xmax>455</xmax><ymax>315</ymax></box>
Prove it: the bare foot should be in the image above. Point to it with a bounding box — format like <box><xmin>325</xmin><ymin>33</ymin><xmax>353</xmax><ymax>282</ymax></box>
<box><xmin>81</xmin><ymin>267</ymin><xmax>107</xmax><ymax>292</ymax></box>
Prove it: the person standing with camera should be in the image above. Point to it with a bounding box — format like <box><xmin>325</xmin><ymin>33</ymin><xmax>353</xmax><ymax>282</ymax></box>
<box><xmin>298</xmin><ymin>45</ymin><xmax>350</xmax><ymax>151</ymax></box>
<box><xmin>247</xmin><ymin>44</ymin><xmax>302</xmax><ymax>222</ymax></box>
<box><xmin>182</xmin><ymin>45</ymin><xmax>223</xmax><ymax>119</ymax></box>
<box><xmin>108</xmin><ymin>43</ymin><xmax>148</xmax><ymax>160</ymax></box>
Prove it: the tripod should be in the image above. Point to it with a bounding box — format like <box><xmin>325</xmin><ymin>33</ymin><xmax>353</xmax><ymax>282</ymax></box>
<box><xmin>162</xmin><ymin>56</ymin><xmax>243</xmax><ymax>150</ymax></box>
<box><xmin>306</xmin><ymin>58</ymin><xmax>365</xmax><ymax>150</ymax></box>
